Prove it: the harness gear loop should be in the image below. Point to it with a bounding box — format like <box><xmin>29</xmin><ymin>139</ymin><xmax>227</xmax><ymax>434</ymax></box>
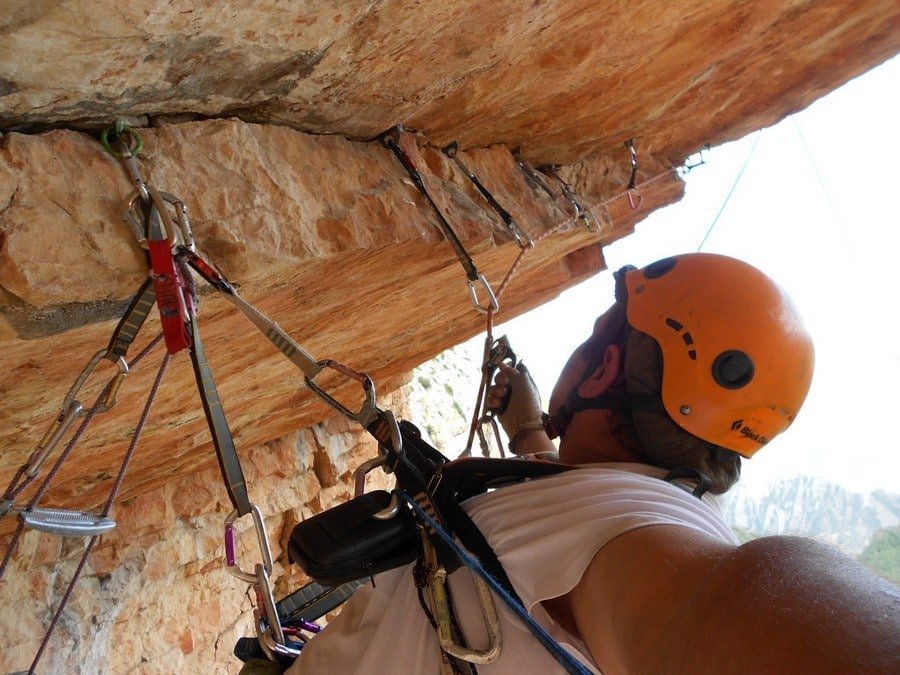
<box><xmin>442</xmin><ymin>141</ymin><xmax>534</xmax><ymax>249</ymax></box>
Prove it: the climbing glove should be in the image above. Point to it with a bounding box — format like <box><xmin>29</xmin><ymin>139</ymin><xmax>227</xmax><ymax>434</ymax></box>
<box><xmin>490</xmin><ymin>362</ymin><xmax>545</xmax><ymax>455</ymax></box>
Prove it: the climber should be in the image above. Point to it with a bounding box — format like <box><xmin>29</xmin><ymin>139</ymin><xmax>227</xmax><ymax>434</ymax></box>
<box><xmin>285</xmin><ymin>253</ymin><xmax>898</xmax><ymax>674</ymax></box>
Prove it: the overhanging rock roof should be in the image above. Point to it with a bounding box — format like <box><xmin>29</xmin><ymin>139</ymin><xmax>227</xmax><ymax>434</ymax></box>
<box><xmin>1</xmin><ymin>1</ymin><xmax>898</xmax><ymax>518</ymax></box>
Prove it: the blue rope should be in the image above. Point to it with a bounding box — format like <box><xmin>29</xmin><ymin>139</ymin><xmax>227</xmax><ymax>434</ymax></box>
<box><xmin>402</xmin><ymin>494</ymin><xmax>594</xmax><ymax>675</ymax></box>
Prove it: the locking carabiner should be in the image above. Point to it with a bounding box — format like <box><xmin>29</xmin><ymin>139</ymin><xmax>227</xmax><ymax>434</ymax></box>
<box><xmin>124</xmin><ymin>189</ymin><xmax>195</xmax><ymax>251</ymax></box>
<box><xmin>304</xmin><ymin>359</ymin><xmax>380</xmax><ymax>428</ymax></box>
<box><xmin>224</xmin><ymin>504</ymin><xmax>274</xmax><ymax>584</ymax></box>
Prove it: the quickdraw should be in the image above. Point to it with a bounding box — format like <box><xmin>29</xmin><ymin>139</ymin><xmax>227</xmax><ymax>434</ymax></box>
<box><xmin>379</xmin><ymin>126</ymin><xmax>499</xmax><ymax>314</ymax></box>
<box><xmin>542</xmin><ymin>164</ymin><xmax>599</xmax><ymax>232</ymax></box>
<box><xmin>442</xmin><ymin>141</ymin><xmax>534</xmax><ymax>250</ymax></box>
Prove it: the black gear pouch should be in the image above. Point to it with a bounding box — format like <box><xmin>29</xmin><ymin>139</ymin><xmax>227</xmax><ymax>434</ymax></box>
<box><xmin>288</xmin><ymin>490</ymin><xmax>419</xmax><ymax>585</ymax></box>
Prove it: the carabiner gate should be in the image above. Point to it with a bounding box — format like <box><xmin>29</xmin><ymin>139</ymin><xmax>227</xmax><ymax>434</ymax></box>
<box><xmin>123</xmin><ymin>190</ymin><xmax>195</xmax><ymax>250</ymax></box>
<box><xmin>224</xmin><ymin>505</ymin><xmax>274</xmax><ymax>584</ymax></box>
<box><xmin>64</xmin><ymin>348</ymin><xmax>130</xmax><ymax>414</ymax></box>
<box><xmin>304</xmin><ymin>359</ymin><xmax>379</xmax><ymax>428</ymax></box>
<box><xmin>468</xmin><ymin>274</ymin><xmax>500</xmax><ymax>314</ymax></box>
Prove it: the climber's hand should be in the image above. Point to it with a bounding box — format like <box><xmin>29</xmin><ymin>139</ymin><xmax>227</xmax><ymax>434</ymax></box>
<box><xmin>487</xmin><ymin>362</ymin><xmax>550</xmax><ymax>455</ymax></box>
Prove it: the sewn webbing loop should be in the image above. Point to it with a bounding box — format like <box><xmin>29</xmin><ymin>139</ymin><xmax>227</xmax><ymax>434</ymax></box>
<box><xmin>442</xmin><ymin>141</ymin><xmax>534</xmax><ymax>250</ymax></box>
<box><xmin>184</xmin><ymin>251</ymin><xmax>324</xmax><ymax>380</ymax></box>
<box><xmin>188</xmin><ymin>316</ymin><xmax>252</xmax><ymax>517</ymax></box>
<box><xmin>379</xmin><ymin>126</ymin><xmax>498</xmax><ymax>314</ymax></box>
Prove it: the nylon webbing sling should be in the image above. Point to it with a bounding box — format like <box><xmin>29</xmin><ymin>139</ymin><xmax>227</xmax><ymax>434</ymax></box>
<box><xmin>187</xmin><ymin>312</ymin><xmax>252</xmax><ymax>517</ymax></box>
<box><xmin>106</xmin><ymin>278</ymin><xmax>157</xmax><ymax>359</ymax></box>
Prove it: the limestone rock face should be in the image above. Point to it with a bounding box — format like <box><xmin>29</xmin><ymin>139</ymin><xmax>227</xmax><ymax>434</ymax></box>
<box><xmin>0</xmin><ymin>121</ymin><xmax>681</xmax><ymax>527</ymax></box>
<box><xmin>1</xmin><ymin>1</ymin><xmax>897</xmax><ymax>164</ymax></box>
<box><xmin>0</xmin><ymin>399</ymin><xmax>402</xmax><ymax>674</ymax></box>
<box><xmin>1</xmin><ymin>1</ymin><xmax>898</xmax><ymax>672</ymax></box>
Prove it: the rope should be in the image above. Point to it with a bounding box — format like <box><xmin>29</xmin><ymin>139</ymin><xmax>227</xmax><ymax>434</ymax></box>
<box><xmin>402</xmin><ymin>494</ymin><xmax>594</xmax><ymax>675</ymax></box>
<box><xmin>0</xmin><ymin>334</ymin><xmax>164</xmax><ymax>579</ymax></box>
<box><xmin>696</xmin><ymin>132</ymin><xmax>760</xmax><ymax>251</ymax></box>
<box><xmin>464</xmin><ymin>165</ymin><xmax>678</xmax><ymax>456</ymax></box>
<box><xmin>27</xmin><ymin>343</ymin><xmax>169</xmax><ymax>675</ymax></box>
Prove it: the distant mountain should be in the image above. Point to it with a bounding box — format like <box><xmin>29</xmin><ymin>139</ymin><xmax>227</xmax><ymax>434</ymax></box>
<box><xmin>721</xmin><ymin>476</ymin><xmax>900</xmax><ymax>554</ymax></box>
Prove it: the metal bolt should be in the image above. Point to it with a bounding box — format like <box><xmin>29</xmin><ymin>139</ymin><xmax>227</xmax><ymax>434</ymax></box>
<box><xmin>679</xmin><ymin>405</ymin><xmax>691</xmax><ymax>415</ymax></box>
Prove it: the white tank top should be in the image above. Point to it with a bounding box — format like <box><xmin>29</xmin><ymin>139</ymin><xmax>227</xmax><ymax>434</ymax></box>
<box><xmin>287</xmin><ymin>463</ymin><xmax>738</xmax><ymax>674</ymax></box>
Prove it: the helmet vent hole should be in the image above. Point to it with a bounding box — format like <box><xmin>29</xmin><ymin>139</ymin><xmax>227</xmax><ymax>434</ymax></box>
<box><xmin>644</xmin><ymin>257</ymin><xmax>678</xmax><ymax>279</ymax></box>
<box><xmin>712</xmin><ymin>350</ymin><xmax>754</xmax><ymax>389</ymax></box>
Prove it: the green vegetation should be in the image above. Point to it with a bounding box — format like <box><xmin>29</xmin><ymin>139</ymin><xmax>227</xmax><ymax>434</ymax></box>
<box><xmin>859</xmin><ymin>525</ymin><xmax>900</xmax><ymax>583</ymax></box>
<box><xmin>417</xmin><ymin>375</ymin><xmax>432</xmax><ymax>390</ymax></box>
<box><xmin>731</xmin><ymin>526</ymin><xmax>759</xmax><ymax>544</ymax></box>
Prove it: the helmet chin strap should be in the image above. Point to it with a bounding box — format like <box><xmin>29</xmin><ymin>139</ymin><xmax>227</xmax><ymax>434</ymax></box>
<box><xmin>543</xmin><ymin>265</ymin><xmax>665</xmax><ymax>440</ymax></box>
<box><xmin>542</xmin><ymin>386</ymin><xmax>665</xmax><ymax>440</ymax></box>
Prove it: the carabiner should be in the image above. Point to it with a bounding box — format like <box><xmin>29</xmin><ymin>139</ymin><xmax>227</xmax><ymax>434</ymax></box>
<box><xmin>224</xmin><ymin>505</ymin><xmax>274</xmax><ymax>584</ymax></box>
<box><xmin>468</xmin><ymin>274</ymin><xmax>500</xmax><ymax>314</ymax></box>
<box><xmin>124</xmin><ymin>189</ymin><xmax>195</xmax><ymax>250</ymax></box>
<box><xmin>254</xmin><ymin>562</ymin><xmax>287</xmax><ymax>646</ymax></box>
<box><xmin>64</xmin><ymin>349</ymin><xmax>130</xmax><ymax>414</ymax></box>
<box><xmin>304</xmin><ymin>359</ymin><xmax>379</xmax><ymax>428</ymax></box>
<box><xmin>625</xmin><ymin>138</ymin><xmax>643</xmax><ymax>211</ymax></box>
<box><xmin>421</xmin><ymin>529</ymin><xmax>502</xmax><ymax>664</ymax></box>
<box><xmin>24</xmin><ymin>400</ymin><xmax>84</xmax><ymax>478</ymax></box>
<box><xmin>476</xmin><ymin>416</ymin><xmax>506</xmax><ymax>459</ymax></box>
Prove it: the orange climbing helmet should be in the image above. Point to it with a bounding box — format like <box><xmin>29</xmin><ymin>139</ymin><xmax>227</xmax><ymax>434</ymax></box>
<box><xmin>623</xmin><ymin>253</ymin><xmax>814</xmax><ymax>457</ymax></box>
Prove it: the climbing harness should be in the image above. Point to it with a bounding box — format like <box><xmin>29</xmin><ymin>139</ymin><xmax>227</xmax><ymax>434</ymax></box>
<box><xmin>404</xmin><ymin>495</ymin><xmax>593</xmax><ymax>675</ymax></box>
<box><xmin>442</xmin><ymin>141</ymin><xmax>534</xmax><ymax>249</ymax></box>
<box><xmin>380</xmin><ymin>126</ymin><xmax>499</xmax><ymax>314</ymax></box>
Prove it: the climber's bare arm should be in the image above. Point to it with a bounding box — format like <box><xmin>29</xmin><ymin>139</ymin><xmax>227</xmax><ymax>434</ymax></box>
<box><xmin>557</xmin><ymin>525</ymin><xmax>899</xmax><ymax>674</ymax></box>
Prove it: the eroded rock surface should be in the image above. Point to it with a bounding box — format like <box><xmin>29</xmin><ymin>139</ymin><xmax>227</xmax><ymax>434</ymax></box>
<box><xmin>1</xmin><ymin>1</ymin><xmax>898</xmax><ymax>164</ymax></box>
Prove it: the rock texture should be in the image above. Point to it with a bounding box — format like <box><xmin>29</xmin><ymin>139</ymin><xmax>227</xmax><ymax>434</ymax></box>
<box><xmin>0</xmin><ymin>121</ymin><xmax>680</xmax><ymax>530</ymax></box>
<box><xmin>0</xmin><ymin>398</ymin><xmax>402</xmax><ymax>674</ymax></box>
<box><xmin>1</xmin><ymin>0</ymin><xmax>899</xmax><ymax>671</ymax></box>
<box><xmin>1</xmin><ymin>1</ymin><xmax>898</xmax><ymax>164</ymax></box>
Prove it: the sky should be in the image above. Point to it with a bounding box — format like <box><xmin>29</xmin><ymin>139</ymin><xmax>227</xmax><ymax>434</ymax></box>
<box><xmin>483</xmin><ymin>54</ymin><xmax>900</xmax><ymax>496</ymax></box>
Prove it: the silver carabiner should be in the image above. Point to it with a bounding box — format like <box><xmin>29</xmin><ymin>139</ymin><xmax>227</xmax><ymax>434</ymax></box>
<box><xmin>24</xmin><ymin>400</ymin><xmax>84</xmax><ymax>478</ymax></box>
<box><xmin>123</xmin><ymin>190</ymin><xmax>195</xmax><ymax>250</ymax></box>
<box><xmin>224</xmin><ymin>505</ymin><xmax>274</xmax><ymax>584</ymax></box>
<box><xmin>254</xmin><ymin>562</ymin><xmax>287</xmax><ymax>646</ymax></box>
<box><xmin>63</xmin><ymin>349</ymin><xmax>130</xmax><ymax>414</ymax></box>
<box><xmin>304</xmin><ymin>359</ymin><xmax>379</xmax><ymax>428</ymax></box>
<box><xmin>468</xmin><ymin>274</ymin><xmax>500</xmax><ymax>314</ymax></box>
